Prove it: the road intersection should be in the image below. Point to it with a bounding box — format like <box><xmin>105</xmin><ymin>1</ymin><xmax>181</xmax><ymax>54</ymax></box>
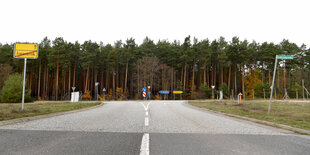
<box><xmin>0</xmin><ymin>101</ymin><xmax>309</xmax><ymax>154</ymax></box>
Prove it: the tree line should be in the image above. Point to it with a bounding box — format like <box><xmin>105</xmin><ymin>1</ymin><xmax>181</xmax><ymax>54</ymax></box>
<box><xmin>0</xmin><ymin>36</ymin><xmax>309</xmax><ymax>101</ymax></box>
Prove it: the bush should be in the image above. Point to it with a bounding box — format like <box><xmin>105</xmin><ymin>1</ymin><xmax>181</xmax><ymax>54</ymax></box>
<box><xmin>254</xmin><ymin>82</ymin><xmax>270</xmax><ymax>98</ymax></box>
<box><xmin>0</xmin><ymin>73</ymin><xmax>32</xmax><ymax>103</ymax></box>
<box><xmin>288</xmin><ymin>83</ymin><xmax>303</xmax><ymax>98</ymax></box>
<box><xmin>219</xmin><ymin>83</ymin><xmax>229</xmax><ymax>98</ymax></box>
<box><xmin>199</xmin><ymin>84</ymin><xmax>212</xmax><ymax>98</ymax></box>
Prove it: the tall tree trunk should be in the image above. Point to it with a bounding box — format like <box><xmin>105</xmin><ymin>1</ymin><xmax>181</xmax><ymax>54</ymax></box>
<box><xmin>106</xmin><ymin>70</ymin><xmax>109</xmax><ymax>92</ymax></box>
<box><xmin>73</xmin><ymin>62</ymin><xmax>76</xmax><ymax>87</ymax></box>
<box><xmin>37</xmin><ymin>60</ymin><xmax>42</xmax><ymax>100</ymax></box>
<box><xmin>262</xmin><ymin>61</ymin><xmax>264</xmax><ymax>85</ymax></box>
<box><xmin>242</xmin><ymin>64</ymin><xmax>245</xmax><ymax>99</ymax></box>
<box><xmin>124</xmin><ymin>60</ymin><xmax>129</xmax><ymax>98</ymax></box>
<box><xmin>203</xmin><ymin>62</ymin><xmax>206</xmax><ymax>85</ymax></box>
<box><xmin>101</xmin><ymin>69</ymin><xmax>104</xmax><ymax>93</ymax></box>
<box><xmin>183</xmin><ymin>64</ymin><xmax>187</xmax><ymax>90</ymax></box>
<box><xmin>234</xmin><ymin>64</ymin><xmax>237</xmax><ymax>96</ymax></box>
<box><xmin>46</xmin><ymin>66</ymin><xmax>49</xmax><ymax>99</ymax></box>
<box><xmin>85</xmin><ymin>65</ymin><xmax>90</xmax><ymax>92</ymax></box>
<box><xmin>191</xmin><ymin>62</ymin><xmax>195</xmax><ymax>100</ymax></box>
<box><xmin>228</xmin><ymin>65</ymin><xmax>231</xmax><ymax>89</ymax></box>
<box><xmin>62</xmin><ymin>70</ymin><xmax>66</xmax><ymax>99</ymax></box>
<box><xmin>181</xmin><ymin>66</ymin><xmax>183</xmax><ymax>84</ymax></box>
<box><xmin>268</xmin><ymin>70</ymin><xmax>271</xmax><ymax>84</ymax></box>
<box><xmin>214</xmin><ymin>63</ymin><xmax>216</xmax><ymax>86</ymax></box>
<box><xmin>56</xmin><ymin>58</ymin><xmax>59</xmax><ymax>100</ymax></box>
<box><xmin>68</xmin><ymin>63</ymin><xmax>71</xmax><ymax>93</ymax></box>
<box><xmin>113</xmin><ymin>65</ymin><xmax>116</xmax><ymax>98</ymax></box>
<box><xmin>91</xmin><ymin>68</ymin><xmax>94</xmax><ymax>97</ymax></box>
<box><xmin>94</xmin><ymin>68</ymin><xmax>98</xmax><ymax>98</ymax></box>
<box><xmin>137</xmin><ymin>63</ymin><xmax>140</xmax><ymax>98</ymax></box>
<box><xmin>116</xmin><ymin>63</ymin><xmax>119</xmax><ymax>89</ymax></box>
<box><xmin>206</xmin><ymin>65</ymin><xmax>209</xmax><ymax>87</ymax></box>
<box><xmin>43</xmin><ymin>64</ymin><xmax>47</xmax><ymax>99</ymax></box>
<box><xmin>197</xmin><ymin>63</ymin><xmax>201</xmax><ymax>88</ymax></box>
<box><xmin>130</xmin><ymin>72</ymin><xmax>134</xmax><ymax>98</ymax></box>
<box><xmin>221</xmin><ymin>66</ymin><xmax>224</xmax><ymax>86</ymax></box>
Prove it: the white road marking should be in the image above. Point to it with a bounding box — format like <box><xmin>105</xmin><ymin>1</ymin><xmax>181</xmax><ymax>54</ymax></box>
<box><xmin>140</xmin><ymin>102</ymin><xmax>150</xmax><ymax>111</ymax></box>
<box><xmin>145</xmin><ymin>117</ymin><xmax>149</xmax><ymax>126</ymax></box>
<box><xmin>146</xmin><ymin>111</ymin><xmax>148</xmax><ymax>116</ymax></box>
<box><xmin>139</xmin><ymin>133</ymin><xmax>149</xmax><ymax>155</ymax></box>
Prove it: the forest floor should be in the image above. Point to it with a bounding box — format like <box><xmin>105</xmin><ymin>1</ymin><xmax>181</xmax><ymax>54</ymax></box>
<box><xmin>189</xmin><ymin>99</ymin><xmax>310</xmax><ymax>131</ymax></box>
<box><xmin>0</xmin><ymin>101</ymin><xmax>101</xmax><ymax>121</ymax></box>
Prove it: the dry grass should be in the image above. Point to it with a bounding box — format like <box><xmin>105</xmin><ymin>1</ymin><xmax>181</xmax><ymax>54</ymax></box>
<box><xmin>0</xmin><ymin>101</ymin><xmax>101</xmax><ymax>121</ymax></box>
<box><xmin>189</xmin><ymin>99</ymin><xmax>310</xmax><ymax>130</ymax></box>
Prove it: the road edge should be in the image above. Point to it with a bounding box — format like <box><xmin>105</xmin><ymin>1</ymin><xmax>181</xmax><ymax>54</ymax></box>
<box><xmin>0</xmin><ymin>102</ymin><xmax>104</xmax><ymax>126</ymax></box>
<box><xmin>185</xmin><ymin>101</ymin><xmax>310</xmax><ymax>135</ymax></box>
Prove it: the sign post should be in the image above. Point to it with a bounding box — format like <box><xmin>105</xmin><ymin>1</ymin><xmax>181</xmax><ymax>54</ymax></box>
<box><xmin>13</xmin><ymin>43</ymin><xmax>39</xmax><ymax>112</ymax></box>
<box><xmin>211</xmin><ymin>86</ymin><xmax>215</xmax><ymax>99</ymax></box>
<box><xmin>95</xmin><ymin>82</ymin><xmax>99</xmax><ymax>101</ymax></box>
<box><xmin>22</xmin><ymin>58</ymin><xmax>27</xmax><ymax>111</ymax></box>
<box><xmin>159</xmin><ymin>90</ymin><xmax>170</xmax><ymax>100</ymax></box>
<box><xmin>142</xmin><ymin>88</ymin><xmax>146</xmax><ymax>100</ymax></box>
<box><xmin>147</xmin><ymin>86</ymin><xmax>151</xmax><ymax>100</ymax></box>
<box><xmin>268</xmin><ymin>54</ymin><xmax>293</xmax><ymax>114</ymax></box>
<box><xmin>173</xmin><ymin>91</ymin><xmax>183</xmax><ymax>100</ymax></box>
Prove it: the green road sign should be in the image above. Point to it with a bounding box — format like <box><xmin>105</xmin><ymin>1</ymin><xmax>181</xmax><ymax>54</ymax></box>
<box><xmin>277</xmin><ymin>55</ymin><xmax>294</xmax><ymax>60</ymax></box>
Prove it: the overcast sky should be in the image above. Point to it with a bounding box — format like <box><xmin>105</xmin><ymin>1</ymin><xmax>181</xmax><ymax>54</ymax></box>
<box><xmin>1</xmin><ymin>0</ymin><xmax>309</xmax><ymax>46</ymax></box>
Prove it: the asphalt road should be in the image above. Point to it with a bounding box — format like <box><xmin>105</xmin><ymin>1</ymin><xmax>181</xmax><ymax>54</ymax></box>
<box><xmin>0</xmin><ymin>100</ymin><xmax>309</xmax><ymax>155</ymax></box>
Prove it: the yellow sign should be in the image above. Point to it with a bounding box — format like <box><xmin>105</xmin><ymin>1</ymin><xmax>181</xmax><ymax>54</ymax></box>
<box><xmin>14</xmin><ymin>43</ymin><xmax>39</xmax><ymax>59</ymax></box>
<box><xmin>173</xmin><ymin>91</ymin><xmax>183</xmax><ymax>94</ymax></box>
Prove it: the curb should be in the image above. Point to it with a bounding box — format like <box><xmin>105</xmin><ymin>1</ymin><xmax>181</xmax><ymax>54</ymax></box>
<box><xmin>0</xmin><ymin>102</ymin><xmax>104</xmax><ymax>127</ymax></box>
<box><xmin>185</xmin><ymin>102</ymin><xmax>310</xmax><ymax>135</ymax></box>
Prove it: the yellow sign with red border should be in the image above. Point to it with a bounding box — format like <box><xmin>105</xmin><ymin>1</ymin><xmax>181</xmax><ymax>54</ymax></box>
<box><xmin>14</xmin><ymin>43</ymin><xmax>39</xmax><ymax>59</ymax></box>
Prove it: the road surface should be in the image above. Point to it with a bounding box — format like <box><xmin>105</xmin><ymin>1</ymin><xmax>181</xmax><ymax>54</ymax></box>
<box><xmin>0</xmin><ymin>100</ymin><xmax>309</xmax><ymax>155</ymax></box>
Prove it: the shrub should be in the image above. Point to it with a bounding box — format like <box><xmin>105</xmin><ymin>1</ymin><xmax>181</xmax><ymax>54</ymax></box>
<box><xmin>219</xmin><ymin>83</ymin><xmax>229</xmax><ymax>98</ymax></box>
<box><xmin>82</xmin><ymin>90</ymin><xmax>92</xmax><ymax>100</ymax></box>
<box><xmin>199</xmin><ymin>84</ymin><xmax>212</xmax><ymax>98</ymax></box>
<box><xmin>0</xmin><ymin>73</ymin><xmax>33</xmax><ymax>103</ymax></box>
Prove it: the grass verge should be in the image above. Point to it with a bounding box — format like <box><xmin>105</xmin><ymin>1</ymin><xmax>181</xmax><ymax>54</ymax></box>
<box><xmin>189</xmin><ymin>100</ymin><xmax>310</xmax><ymax>131</ymax></box>
<box><xmin>0</xmin><ymin>101</ymin><xmax>101</xmax><ymax>121</ymax></box>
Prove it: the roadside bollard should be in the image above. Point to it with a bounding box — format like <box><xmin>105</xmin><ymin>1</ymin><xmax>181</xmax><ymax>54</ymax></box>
<box><xmin>238</xmin><ymin>93</ymin><xmax>242</xmax><ymax>105</ymax></box>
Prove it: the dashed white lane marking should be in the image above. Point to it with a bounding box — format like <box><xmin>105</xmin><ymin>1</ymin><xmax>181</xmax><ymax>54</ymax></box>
<box><xmin>146</xmin><ymin>111</ymin><xmax>149</xmax><ymax>116</ymax></box>
<box><xmin>139</xmin><ymin>133</ymin><xmax>149</xmax><ymax>155</ymax></box>
<box><xmin>145</xmin><ymin>117</ymin><xmax>149</xmax><ymax>126</ymax></box>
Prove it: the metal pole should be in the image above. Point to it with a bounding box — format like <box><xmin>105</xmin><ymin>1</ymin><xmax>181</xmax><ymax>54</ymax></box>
<box><xmin>22</xmin><ymin>58</ymin><xmax>27</xmax><ymax>112</ymax></box>
<box><xmin>268</xmin><ymin>56</ymin><xmax>278</xmax><ymax>114</ymax></box>
<box><xmin>97</xmin><ymin>86</ymin><xmax>98</xmax><ymax>101</ymax></box>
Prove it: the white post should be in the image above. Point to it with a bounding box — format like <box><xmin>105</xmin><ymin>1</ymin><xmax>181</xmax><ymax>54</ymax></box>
<box><xmin>268</xmin><ymin>56</ymin><xmax>278</xmax><ymax>114</ymax></box>
<box><xmin>22</xmin><ymin>58</ymin><xmax>27</xmax><ymax>112</ymax></box>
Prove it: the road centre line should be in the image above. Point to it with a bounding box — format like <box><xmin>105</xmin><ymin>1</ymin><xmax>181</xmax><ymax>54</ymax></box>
<box><xmin>146</xmin><ymin>111</ymin><xmax>148</xmax><ymax>116</ymax></box>
<box><xmin>139</xmin><ymin>133</ymin><xmax>149</xmax><ymax>155</ymax></box>
<box><xmin>145</xmin><ymin>117</ymin><xmax>149</xmax><ymax>126</ymax></box>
